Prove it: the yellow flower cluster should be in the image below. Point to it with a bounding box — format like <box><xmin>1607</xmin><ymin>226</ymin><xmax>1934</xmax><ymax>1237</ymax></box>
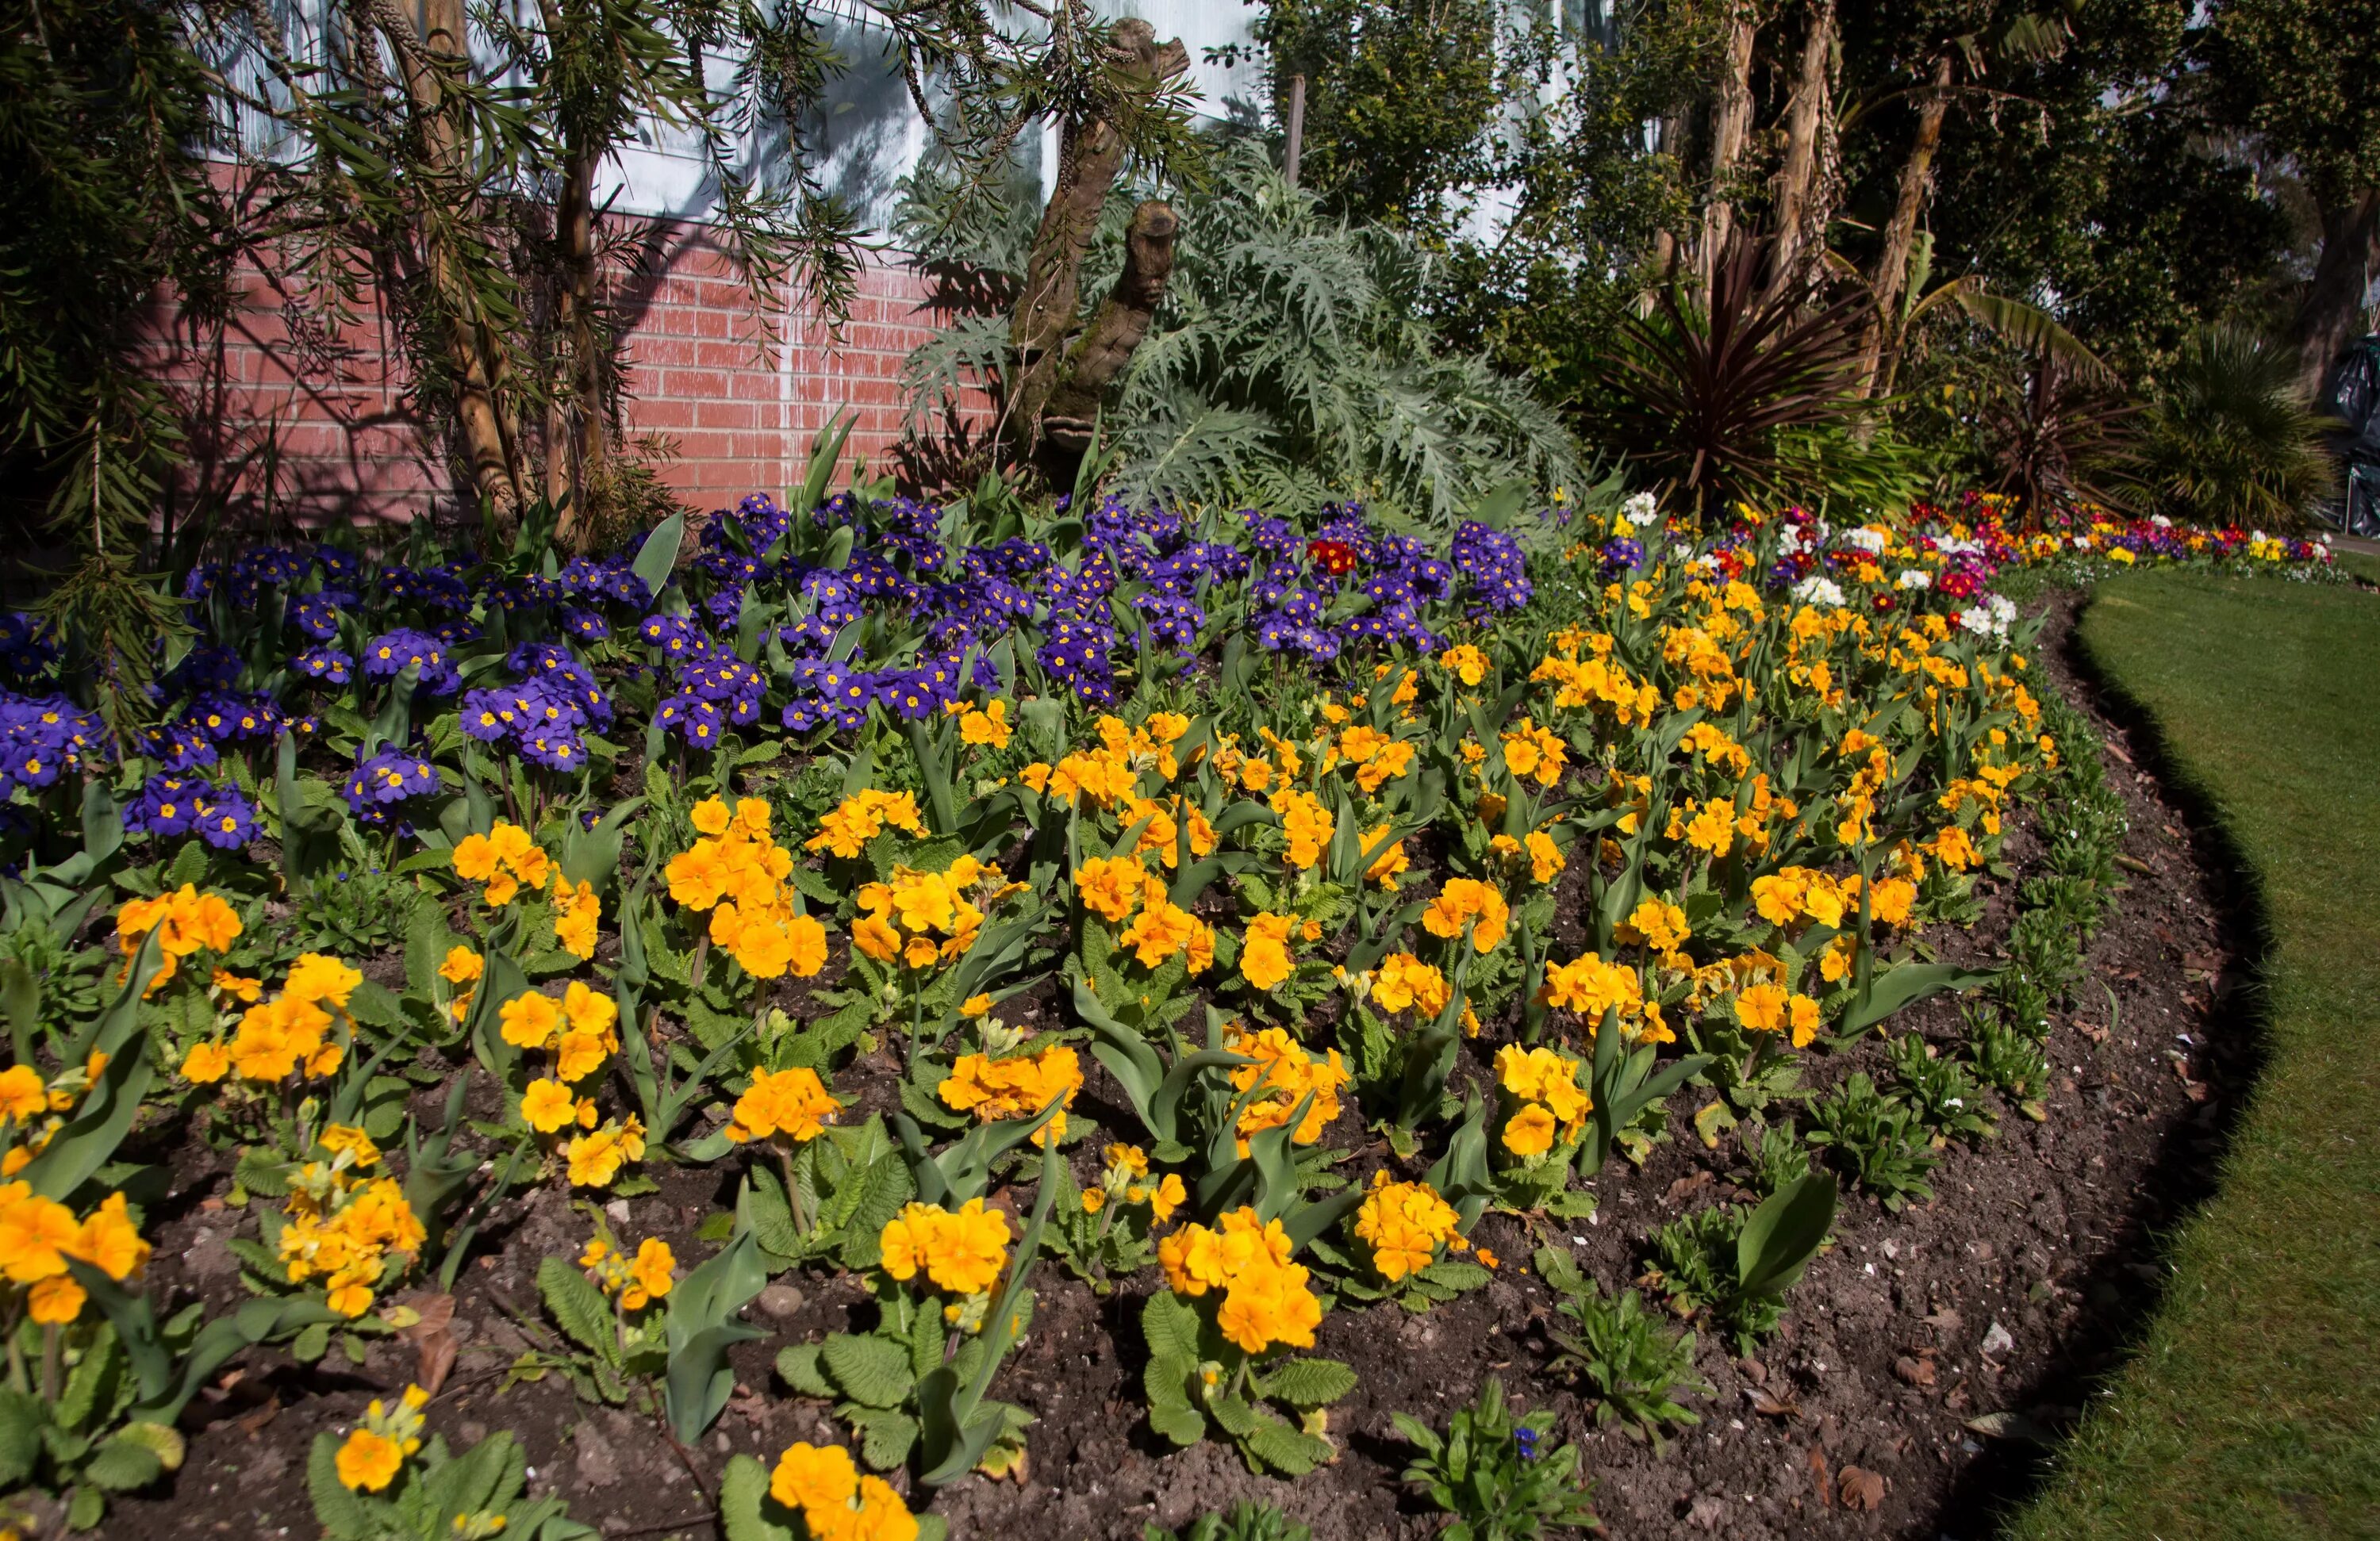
<box><xmin>1329</xmin><ymin>725</ymin><xmax>1416</xmax><ymax>794</ymax></box>
<box><xmin>1082</xmin><ymin>1143</ymin><xmax>1186</xmax><ymax>1221</ymax></box>
<box><xmin>1157</xmin><ymin>1207</ymin><xmax>1322</xmax><ymax>1355</ymax></box>
<box><xmin>1361</xmin><ymin>820</ymin><xmax>1411</xmax><ymax>888</ymax></box>
<box><xmin>580</xmin><ymin>1232</ymin><xmax>675</xmax><ymax>1310</ymax></box>
<box><xmin>805</xmin><ymin>788</ymin><xmax>929</xmax><ymax>860</ymax></box>
<box><xmin>769</xmin><ymin>1440</ymin><xmax>919</xmax><ymax>1541</ymax></box>
<box><xmin>1614</xmin><ymin>898</ymin><xmax>1691</xmax><ymax>962</ymax></box>
<box><xmin>552</xmin><ymin>875</ymin><xmax>601</xmax><ymax>961</ymax></box>
<box><xmin>1499</xmin><ymin>717</ymin><xmax>1567</xmax><ymax>788</ymax></box>
<box><xmin>1495</xmin><ymin>1045</ymin><xmax>1590</xmax><ymax>1159</ymax></box>
<box><xmin>879</xmin><ymin>1198</ymin><xmax>1012</xmax><ymax>1298</ymax></box>
<box><xmin>669</xmin><ymin>799</ymin><xmax>829</xmax><ymax>979</ymax></box>
<box><xmin>1733</xmin><ymin>980</ymin><xmax>1823</xmax><ymax>1048</ymax></box>
<box><xmin>958</xmin><ymin>697</ymin><xmax>1012</xmax><ymax>749</ymax></box>
<box><xmin>451</xmin><ymin>820</ymin><xmax>551</xmax><ymax>907</ymax></box>
<box><xmin>1075</xmin><ymin>853</ymin><xmax>1216</xmax><ymax>972</ymax></box>
<box><xmin>1422</xmin><ymin>878</ymin><xmax>1510</xmax><ymax>953</ymax></box>
<box><xmin>1226</xmin><ymin>1026</ymin><xmax>1346</xmax><ymax>1152</ymax></box>
<box><xmin>853</xmin><ymin>853</ymin><xmax>1015</xmax><ymax>970</ymax></box>
<box><xmin>114</xmin><ymin>883</ymin><xmax>241</xmax><ymax>992</ymax></box>
<box><xmin>278</xmin><ymin>1129</ymin><xmax>426</xmax><ymax>1317</ymax></box>
<box><xmin>0</xmin><ymin>1053</ymin><xmax>112</xmax><ymax>1178</ymax></box>
<box><xmin>1269</xmin><ymin>787</ymin><xmax>1335</xmax><ymax>870</ymax></box>
<box><xmin>333</xmin><ymin>1384</ymin><xmax>428</xmax><ymax>1492</ymax></box>
<box><xmin>180</xmin><ymin>953</ymin><xmax>363</xmax><ymax>1086</ymax></box>
<box><xmin>0</xmin><ymin>1185</ymin><xmax>148</xmax><ymax>1324</ymax></box>
<box><xmin>1368</xmin><ymin>951</ymin><xmax>1450</xmax><ymax>1016</ymax></box>
<box><xmin>1532</xmin><ymin>642</ymin><xmax>1661</xmax><ymax>728</ymax></box>
<box><xmin>724</xmin><ymin>1065</ymin><xmax>838</xmax><ymax>1147</ymax></box>
<box><xmin>1750</xmin><ymin>865</ymin><xmax>1852</xmax><ymax>929</ymax></box>
<box><xmin>1538</xmin><ymin>951</ymin><xmax>1669</xmax><ymax>1043</ymax></box>
<box><xmin>1438</xmin><ymin>643</ymin><xmax>1489</xmax><ymax>686</ymax></box>
<box><xmin>502</xmin><ymin>982</ymin><xmax>621</xmax><ymax>1140</ymax></box>
<box><xmin>1352</xmin><ymin>1171</ymin><xmax>1465</xmax><ymax>1283</ymax></box>
<box><xmin>939</xmin><ymin>1044</ymin><xmax>1084</xmax><ymax>1146</ymax></box>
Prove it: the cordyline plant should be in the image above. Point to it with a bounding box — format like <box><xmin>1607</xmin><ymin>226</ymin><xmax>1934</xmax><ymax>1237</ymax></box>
<box><xmin>1604</xmin><ymin>231</ymin><xmax>1869</xmax><ymax>525</ymax></box>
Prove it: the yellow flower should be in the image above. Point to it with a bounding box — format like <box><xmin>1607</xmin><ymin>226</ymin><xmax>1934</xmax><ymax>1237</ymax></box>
<box><xmin>1501</xmin><ymin>1103</ymin><xmax>1557</xmax><ymax>1158</ymax></box>
<box><xmin>770</xmin><ymin>1440</ymin><xmax>859</xmax><ymax>1512</ymax></box>
<box><xmin>498</xmin><ymin>991</ymin><xmax>562</xmax><ymax>1051</ymax></box>
<box><xmin>1238</xmin><ymin>912</ymin><xmax>1296</xmax><ymax>991</ymax></box>
<box><xmin>437</xmin><ymin>946</ymin><xmax>484</xmax><ymax>985</ymax></box>
<box><xmin>623</xmin><ymin>1238</ymin><xmax>674</xmax><ymax>1309</ymax></box>
<box><xmin>520</xmin><ymin>1079</ymin><xmax>577</xmax><ymax>1134</ymax></box>
<box><xmin>335</xmin><ymin>1427</ymin><xmax>405</xmax><ymax>1492</ymax></box>
<box><xmin>879</xmin><ymin>1198</ymin><xmax>1012</xmax><ymax>1297</ymax></box>
<box><xmin>1368</xmin><ymin>953</ymin><xmax>1449</xmax><ymax>1017</ymax></box>
<box><xmin>938</xmin><ymin>1047</ymin><xmax>1082</xmax><ymax>1146</ymax></box>
<box><xmin>1422</xmin><ymin>879</ymin><xmax>1509</xmax><ymax>953</ymax></box>
<box><xmin>1073</xmin><ymin>854</ymin><xmax>1146</xmax><ymax>924</ymax></box>
<box><xmin>180</xmin><ymin>1041</ymin><xmax>230</xmax><ymax>1084</ymax></box>
<box><xmin>1734</xmin><ymin>982</ymin><xmax>1789</xmax><ymax>1034</ymax></box>
<box><xmin>1353</xmin><ymin>1171</ymin><xmax>1461</xmax><ymax>1283</ymax></box>
<box><xmin>724</xmin><ymin>1066</ymin><xmax>838</xmax><ymax>1146</ymax></box>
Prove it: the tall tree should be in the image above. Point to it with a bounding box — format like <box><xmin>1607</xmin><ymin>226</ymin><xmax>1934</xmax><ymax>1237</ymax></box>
<box><xmin>2201</xmin><ymin>0</ymin><xmax>2380</xmax><ymax>393</ymax></box>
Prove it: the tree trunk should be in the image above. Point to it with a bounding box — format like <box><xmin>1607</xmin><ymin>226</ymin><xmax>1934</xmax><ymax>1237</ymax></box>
<box><xmin>386</xmin><ymin>0</ymin><xmax>528</xmax><ymax>523</ymax></box>
<box><xmin>1856</xmin><ymin>52</ymin><xmax>1952</xmax><ymax>396</ymax></box>
<box><xmin>551</xmin><ymin>144</ymin><xmax>608</xmax><ymax>548</ymax></box>
<box><xmin>2289</xmin><ymin>189</ymin><xmax>2380</xmax><ymax>400</ymax></box>
<box><xmin>1038</xmin><ymin>200</ymin><xmax>1180</xmax><ymax>446</ymax></box>
<box><xmin>1699</xmin><ymin>11</ymin><xmax>1760</xmax><ymax>286</ymax></box>
<box><xmin>1006</xmin><ymin>19</ymin><xmax>1187</xmax><ymax>458</ymax></box>
<box><xmin>1765</xmin><ymin>0</ymin><xmax>1837</xmax><ymax>301</ymax></box>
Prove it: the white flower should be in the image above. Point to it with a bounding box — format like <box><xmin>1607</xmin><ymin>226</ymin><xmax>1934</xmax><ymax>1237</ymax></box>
<box><xmin>2150</xmin><ymin>515</ymin><xmax>2172</xmax><ymax>528</ymax></box>
<box><xmin>1622</xmin><ymin>492</ymin><xmax>1660</xmax><ymax>527</ymax></box>
<box><xmin>1793</xmin><ymin>576</ymin><xmax>1847</xmax><ymax>608</ymax></box>
<box><xmin>1957</xmin><ymin>594</ymin><xmax>2017</xmax><ymax>639</ymax></box>
<box><xmin>2072</xmin><ymin>535</ymin><xmax>2091</xmax><ymax>549</ymax></box>
<box><xmin>1896</xmin><ymin>569</ymin><xmax>1933</xmax><ymax>590</ymax></box>
<box><xmin>1840</xmin><ymin>527</ymin><xmax>1887</xmax><ymax>554</ymax></box>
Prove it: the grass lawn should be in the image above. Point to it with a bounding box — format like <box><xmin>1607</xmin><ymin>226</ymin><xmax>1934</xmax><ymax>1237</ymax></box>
<box><xmin>2009</xmin><ymin>570</ymin><xmax>2380</xmax><ymax>1539</ymax></box>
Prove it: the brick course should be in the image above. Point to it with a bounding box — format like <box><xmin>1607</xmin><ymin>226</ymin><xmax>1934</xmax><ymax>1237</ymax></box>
<box><xmin>144</xmin><ymin>213</ymin><xmax>989</xmax><ymax>528</ymax></box>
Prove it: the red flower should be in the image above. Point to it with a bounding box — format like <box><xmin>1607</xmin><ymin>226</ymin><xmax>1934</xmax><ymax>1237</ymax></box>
<box><xmin>1306</xmin><ymin>539</ymin><xmax>1358</xmax><ymax>577</ymax></box>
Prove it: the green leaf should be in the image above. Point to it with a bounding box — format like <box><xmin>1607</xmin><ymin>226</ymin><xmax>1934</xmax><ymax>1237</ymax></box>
<box><xmin>820</xmin><ymin>1332</ymin><xmax>915</xmax><ymax>1410</ymax></box>
<box><xmin>632</xmin><ymin>512</ymin><xmax>687</xmax><ymax>597</ymax></box>
<box><xmin>1257</xmin><ymin>1357</ymin><xmax>1357</xmax><ymax>1409</ymax></box>
<box><xmin>1737</xmin><ymin>1171</ymin><xmax>1838</xmax><ymax>1299</ymax></box>
<box><xmin>1840</xmin><ymin>962</ymin><xmax>1996</xmax><ymax>1037</ymax></box>
<box><xmin>775</xmin><ymin>1343</ymin><xmax>835</xmax><ymax>1400</ymax></box>
<box><xmin>717</xmin><ymin>1451</ymin><xmax>799</xmax><ymax>1541</ymax></box>
<box><xmin>844</xmin><ymin>1406</ymin><xmax>919</xmax><ymax>1470</ymax></box>
<box><xmin>1242</xmin><ymin>1413</ymin><xmax>1333</xmax><ymax>1475</ymax></box>
<box><xmin>290</xmin><ymin>1319</ymin><xmax>332</xmax><ymax>1363</ymax></box>
<box><xmin>1418</xmin><ymin>1259</ymin><xmax>1492</xmax><ymax>1293</ymax></box>
<box><xmin>1141</xmin><ymin>1291</ymin><xmax>1203</xmax><ymax>1366</ymax></box>
<box><xmin>79</xmin><ymin>1433</ymin><xmax>165</xmax><ymax>1492</ymax></box>
<box><xmin>537</xmin><ymin>1256</ymin><xmax>618</xmax><ymax>1362</ymax></box>
<box><xmin>0</xmin><ymin>1388</ymin><xmax>44</xmax><ymax>1487</ymax></box>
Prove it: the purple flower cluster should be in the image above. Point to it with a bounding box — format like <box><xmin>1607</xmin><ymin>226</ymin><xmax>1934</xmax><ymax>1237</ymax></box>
<box><xmin>362</xmin><ymin>630</ymin><xmax>460</xmax><ymax>694</ymax></box>
<box><xmin>0</xmin><ymin>692</ymin><xmax>102</xmax><ymax>795</ymax></box>
<box><xmin>343</xmin><ymin>748</ymin><xmax>442</xmax><ymax>826</ymax></box>
<box><xmin>461</xmin><ymin>645</ymin><xmax>614</xmax><ymax>772</ymax></box>
<box><xmin>126</xmin><ymin>772</ymin><xmax>256</xmax><ymax>849</ymax></box>
<box><xmin>0</xmin><ymin>615</ymin><xmax>60</xmax><ymax>684</ymax></box>
<box><xmin>1450</xmin><ymin>521</ymin><xmax>1532</xmax><ymax>612</ymax></box>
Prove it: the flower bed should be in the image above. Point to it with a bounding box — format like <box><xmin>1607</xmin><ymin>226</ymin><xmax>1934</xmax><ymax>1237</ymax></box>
<box><xmin>0</xmin><ymin>488</ymin><xmax>2326</xmax><ymax>1539</ymax></box>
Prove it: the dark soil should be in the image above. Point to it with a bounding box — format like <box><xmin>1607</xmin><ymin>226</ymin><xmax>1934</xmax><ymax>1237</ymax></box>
<box><xmin>105</xmin><ymin>592</ymin><xmax>2255</xmax><ymax>1541</ymax></box>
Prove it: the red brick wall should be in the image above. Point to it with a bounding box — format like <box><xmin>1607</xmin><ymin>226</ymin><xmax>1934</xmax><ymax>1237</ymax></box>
<box><xmin>145</xmin><ymin>216</ymin><xmax>985</xmax><ymax>530</ymax></box>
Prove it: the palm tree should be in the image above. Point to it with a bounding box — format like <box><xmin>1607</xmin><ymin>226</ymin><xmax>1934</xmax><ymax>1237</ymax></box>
<box><xmin>2136</xmin><ymin>326</ymin><xmax>2336</xmax><ymax>530</ymax></box>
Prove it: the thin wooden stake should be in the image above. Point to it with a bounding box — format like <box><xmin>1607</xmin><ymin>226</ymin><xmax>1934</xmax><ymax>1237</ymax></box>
<box><xmin>1284</xmin><ymin>74</ymin><xmax>1307</xmax><ymax>187</ymax></box>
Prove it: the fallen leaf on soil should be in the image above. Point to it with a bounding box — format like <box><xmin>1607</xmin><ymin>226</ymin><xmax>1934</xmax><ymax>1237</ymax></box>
<box><xmin>1964</xmin><ymin>1410</ymin><xmax>2057</xmax><ymax>1444</ymax></box>
<box><xmin>1892</xmin><ymin>1355</ymin><xmax>1937</xmax><ymax>1388</ymax></box>
<box><xmin>1664</xmin><ymin>1170</ymin><xmax>1714</xmax><ymax>1206</ymax></box>
<box><xmin>1838</xmin><ymin>1466</ymin><xmax>1886</xmax><ymax>1511</ymax></box>
<box><xmin>1921</xmin><ymin>1308</ymin><xmax>1962</xmax><ymax>1332</ymax></box>
<box><xmin>237</xmin><ymin>1397</ymin><xmax>281</xmax><ymax>1436</ymax></box>
<box><xmin>2104</xmin><ymin>740</ymin><xmax>2134</xmax><ymax>766</ymax></box>
<box><xmin>391</xmin><ymin>1291</ymin><xmax>459</xmax><ymax>1397</ymax></box>
<box><xmin>1740</xmin><ymin>1357</ymin><xmax>1768</xmax><ymax>1386</ymax></box>
<box><xmin>1685</xmin><ymin>1496</ymin><xmax>1728</xmax><ymax>1531</ymax></box>
<box><xmin>1806</xmin><ymin>1446</ymin><xmax>1830</xmax><ymax>1501</ymax></box>
<box><xmin>1748</xmin><ymin>1390</ymin><xmax>1799</xmax><ymax>1419</ymax></box>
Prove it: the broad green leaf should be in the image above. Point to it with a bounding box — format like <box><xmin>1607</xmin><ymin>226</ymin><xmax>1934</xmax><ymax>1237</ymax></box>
<box><xmin>821</xmin><ymin>1332</ymin><xmax>914</xmax><ymax>1410</ymax></box>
